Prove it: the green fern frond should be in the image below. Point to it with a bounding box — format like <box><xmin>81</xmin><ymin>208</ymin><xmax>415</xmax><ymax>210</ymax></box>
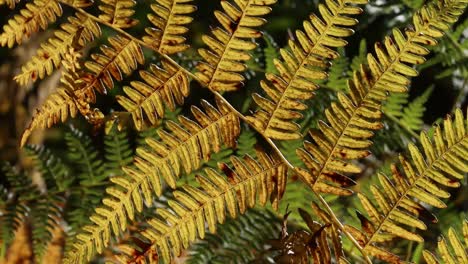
<box><xmin>104</xmin><ymin>126</ymin><xmax>133</xmax><ymax>177</ymax></box>
<box><xmin>422</xmin><ymin>219</ymin><xmax>468</xmax><ymax>264</ymax></box>
<box><xmin>235</xmin><ymin>128</ymin><xmax>258</xmax><ymax>157</ymax></box>
<box><xmin>116</xmin><ymin>59</ymin><xmax>190</xmax><ymax>130</ymax></box>
<box><xmin>345</xmin><ymin>108</ymin><xmax>468</xmax><ymax>263</ymax></box>
<box><xmin>246</xmin><ymin>0</ymin><xmax>368</xmax><ymax>140</ymax></box>
<box><xmin>295</xmin><ymin>0</ymin><xmax>467</xmax><ymax>196</ymax></box>
<box><xmin>14</xmin><ymin>13</ymin><xmax>101</xmax><ymax>86</ymax></box>
<box><xmin>324</xmin><ymin>47</ymin><xmax>350</xmax><ymax>91</ymax></box>
<box><xmin>195</xmin><ymin>0</ymin><xmax>276</xmax><ymax>92</ymax></box>
<box><xmin>143</xmin><ymin>0</ymin><xmax>196</xmax><ymax>54</ymax></box>
<box><xmin>350</xmin><ymin>38</ymin><xmax>367</xmax><ymax>73</ymax></box>
<box><xmin>263</xmin><ymin>33</ymin><xmax>279</xmax><ymax>75</ymax></box>
<box><xmin>0</xmin><ymin>0</ymin><xmax>63</xmax><ymax>47</ymax></box>
<box><xmin>98</xmin><ymin>0</ymin><xmax>138</xmax><ymax>28</ymax></box>
<box><xmin>73</xmin><ymin>35</ymin><xmax>145</xmax><ymax>106</ymax></box>
<box><xmin>114</xmin><ymin>149</ymin><xmax>287</xmax><ymax>263</ymax></box>
<box><xmin>187</xmin><ymin>208</ymin><xmax>281</xmax><ymax>264</ymax></box>
<box><xmin>63</xmin><ymin>98</ymin><xmax>241</xmax><ymax>263</ymax></box>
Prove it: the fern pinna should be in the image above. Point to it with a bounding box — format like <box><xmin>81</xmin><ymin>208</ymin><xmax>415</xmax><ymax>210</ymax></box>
<box><xmin>0</xmin><ymin>0</ymin><xmax>467</xmax><ymax>263</ymax></box>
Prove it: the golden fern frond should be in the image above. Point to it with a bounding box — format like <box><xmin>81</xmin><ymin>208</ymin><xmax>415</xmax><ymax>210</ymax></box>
<box><xmin>195</xmin><ymin>0</ymin><xmax>276</xmax><ymax>92</ymax></box>
<box><xmin>295</xmin><ymin>0</ymin><xmax>467</xmax><ymax>196</ymax></box>
<box><xmin>423</xmin><ymin>220</ymin><xmax>468</xmax><ymax>264</ymax></box>
<box><xmin>73</xmin><ymin>34</ymin><xmax>144</xmax><ymax>106</ymax></box>
<box><xmin>20</xmin><ymin>48</ymin><xmax>82</xmax><ymax>147</ymax></box>
<box><xmin>114</xmin><ymin>150</ymin><xmax>287</xmax><ymax>263</ymax></box>
<box><xmin>143</xmin><ymin>0</ymin><xmax>196</xmax><ymax>54</ymax></box>
<box><xmin>116</xmin><ymin>59</ymin><xmax>189</xmax><ymax>130</ymax></box>
<box><xmin>98</xmin><ymin>0</ymin><xmax>138</xmax><ymax>29</ymax></box>
<box><xmin>14</xmin><ymin>13</ymin><xmax>101</xmax><ymax>86</ymax></box>
<box><xmin>64</xmin><ymin>98</ymin><xmax>241</xmax><ymax>263</ymax></box>
<box><xmin>0</xmin><ymin>0</ymin><xmax>62</xmax><ymax>48</ymax></box>
<box><xmin>0</xmin><ymin>0</ymin><xmax>20</xmax><ymax>8</ymax></box>
<box><xmin>344</xmin><ymin>109</ymin><xmax>468</xmax><ymax>263</ymax></box>
<box><xmin>246</xmin><ymin>0</ymin><xmax>368</xmax><ymax>140</ymax></box>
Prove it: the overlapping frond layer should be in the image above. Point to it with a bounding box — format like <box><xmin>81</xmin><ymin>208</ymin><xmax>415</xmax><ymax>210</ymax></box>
<box><xmin>20</xmin><ymin>48</ymin><xmax>82</xmax><ymax>147</ymax></box>
<box><xmin>59</xmin><ymin>0</ymin><xmax>93</xmax><ymax>8</ymax></box>
<box><xmin>195</xmin><ymin>0</ymin><xmax>276</xmax><ymax>92</ymax></box>
<box><xmin>14</xmin><ymin>13</ymin><xmax>101</xmax><ymax>86</ymax></box>
<box><xmin>73</xmin><ymin>35</ymin><xmax>144</xmax><ymax>107</ymax></box>
<box><xmin>143</xmin><ymin>0</ymin><xmax>196</xmax><ymax>54</ymax></box>
<box><xmin>114</xmin><ymin>150</ymin><xmax>287</xmax><ymax>263</ymax></box>
<box><xmin>98</xmin><ymin>0</ymin><xmax>138</xmax><ymax>28</ymax></box>
<box><xmin>295</xmin><ymin>0</ymin><xmax>467</xmax><ymax>196</ymax></box>
<box><xmin>0</xmin><ymin>0</ymin><xmax>62</xmax><ymax>47</ymax></box>
<box><xmin>246</xmin><ymin>0</ymin><xmax>368</xmax><ymax>140</ymax></box>
<box><xmin>423</xmin><ymin>220</ymin><xmax>468</xmax><ymax>264</ymax></box>
<box><xmin>64</xmin><ymin>98</ymin><xmax>241</xmax><ymax>263</ymax></box>
<box><xmin>116</xmin><ymin>59</ymin><xmax>190</xmax><ymax>130</ymax></box>
<box><xmin>345</xmin><ymin>109</ymin><xmax>468</xmax><ymax>263</ymax></box>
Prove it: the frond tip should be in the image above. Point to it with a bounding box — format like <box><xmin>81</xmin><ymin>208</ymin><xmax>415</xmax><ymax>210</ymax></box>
<box><xmin>143</xmin><ymin>0</ymin><xmax>197</xmax><ymax>54</ymax></box>
<box><xmin>114</xmin><ymin>150</ymin><xmax>288</xmax><ymax>263</ymax></box>
<box><xmin>195</xmin><ymin>0</ymin><xmax>276</xmax><ymax>92</ymax></box>
<box><xmin>63</xmin><ymin>98</ymin><xmax>241</xmax><ymax>263</ymax></box>
<box><xmin>0</xmin><ymin>0</ymin><xmax>63</xmax><ymax>47</ymax></box>
<box><xmin>345</xmin><ymin>108</ymin><xmax>468</xmax><ymax>263</ymax></box>
<box><xmin>246</xmin><ymin>0</ymin><xmax>368</xmax><ymax>140</ymax></box>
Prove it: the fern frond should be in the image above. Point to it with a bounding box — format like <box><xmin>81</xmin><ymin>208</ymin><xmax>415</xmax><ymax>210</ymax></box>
<box><xmin>59</xmin><ymin>0</ymin><xmax>93</xmax><ymax>8</ymax></box>
<box><xmin>295</xmin><ymin>0</ymin><xmax>467</xmax><ymax>196</ymax></box>
<box><xmin>143</xmin><ymin>0</ymin><xmax>196</xmax><ymax>54</ymax></box>
<box><xmin>115</xmin><ymin>150</ymin><xmax>287</xmax><ymax>263</ymax></box>
<box><xmin>74</xmin><ymin>35</ymin><xmax>144</xmax><ymax>105</ymax></box>
<box><xmin>0</xmin><ymin>0</ymin><xmax>20</xmax><ymax>9</ymax></box>
<box><xmin>104</xmin><ymin>126</ymin><xmax>133</xmax><ymax>177</ymax></box>
<box><xmin>116</xmin><ymin>59</ymin><xmax>190</xmax><ymax>130</ymax></box>
<box><xmin>246</xmin><ymin>0</ymin><xmax>367</xmax><ymax>140</ymax></box>
<box><xmin>344</xmin><ymin>108</ymin><xmax>468</xmax><ymax>263</ymax></box>
<box><xmin>14</xmin><ymin>13</ymin><xmax>101</xmax><ymax>86</ymax></box>
<box><xmin>0</xmin><ymin>0</ymin><xmax>63</xmax><ymax>47</ymax></box>
<box><xmin>20</xmin><ymin>49</ymin><xmax>82</xmax><ymax>147</ymax></box>
<box><xmin>98</xmin><ymin>0</ymin><xmax>138</xmax><ymax>29</ymax></box>
<box><xmin>195</xmin><ymin>0</ymin><xmax>276</xmax><ymax>92</ymax></box>
<box><xmin>64</xmin><ymin>98</ymin><xmax>241</xmax><ymax>263</ymax></box>
<box><xmin>423</xmin><ymin>220</ymin><xmax>468</xmax><ymax>264</ymax></box>
<box><xmin>399</xmin><ymin>86</ymin><xmax>433</xmax><ymax>131</ymax></box>
<box><xmin>263</xmin><ymin>33</ymin><xmax>279</xmax><ymax>75</ymax></box>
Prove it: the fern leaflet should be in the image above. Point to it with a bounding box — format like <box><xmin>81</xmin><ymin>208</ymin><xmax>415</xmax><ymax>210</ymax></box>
<box><xmin>246</xmin><ymin>0</ymin><xmax>368</xmax><ymax>140</ymax></box>
<box><xmin>345</xmin><ymin>109</ymin><xmax>468</xmax><ymax>263</ymax></box>
<box><xmin>98</xmin><ymin>0</ymin><xmax>138</xmax><ymax>29</ymax></box>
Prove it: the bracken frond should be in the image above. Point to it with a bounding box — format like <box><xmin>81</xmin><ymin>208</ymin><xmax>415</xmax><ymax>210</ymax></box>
<box><xmin>63</xmin><ymin>98</ymin><xmax>241</xmax><ymax>263</ymax></box>
<box><xmin>98</xmin><ymin>0</ymin><xmax>138</xmax><ymax>29</ymax></box>
<box><xmin>195</xmin><ymin>0</ymin><xmax>276</xmax><ymax>92</ymax></box>
<box><xmin>295</xmin><ymin>0</ymin><xmax>467</xmax><ymax>196</ymax></box>
<box><xmin>246</xmin><ymin>0</ymin><xmax>368</xmax><ymax>140</ymax></box>
<box><xmin>60</xmin><ymin>0</ymin><xmax>93</xmax><ymax>8</ymax></box>
<box><xmin>345</xmin><ymin>109</ymin><xmax>468</xmax><ymax>263</ymax></box>
<box><xmin>73</xmin><ymin>35</ymin><xmax>144</xmax><ymax>107</ymax></box>
<box><xmin>0</xmin><ymin>0</ymin><xmax>20</xmax><ymax>9</ymax></box>
<box><xmin>143</xmin><ymin>0</ymin><xmax>196</xmax><ymax>54</ymax></box>
<box><xmin>423</xmin><ymin>219</ymin><xmax>468</xmax><ymax>264</ymax></box>
<box><xmin>20</xmin><ymin>48</ymin><xmax>82</xmax><ymax>147</ymax></box>
<box><xmin>14</xmin><ymin>12</ymin><xmax>101</xmax><ymax>86</ymax></box>
<box><xmin>116</xmin><ymin>59</ymin><xmax>190</xmax><ymax>130</ymax></box>
<box><xmin>113</xmin><ymin>149</ymin><xmax>287</xmax><ymax>264</ymax></box>
<box><xmin>0</xmin><ymin>0</ymin><xmax>63</xmax><ymax>48</ymax></box>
